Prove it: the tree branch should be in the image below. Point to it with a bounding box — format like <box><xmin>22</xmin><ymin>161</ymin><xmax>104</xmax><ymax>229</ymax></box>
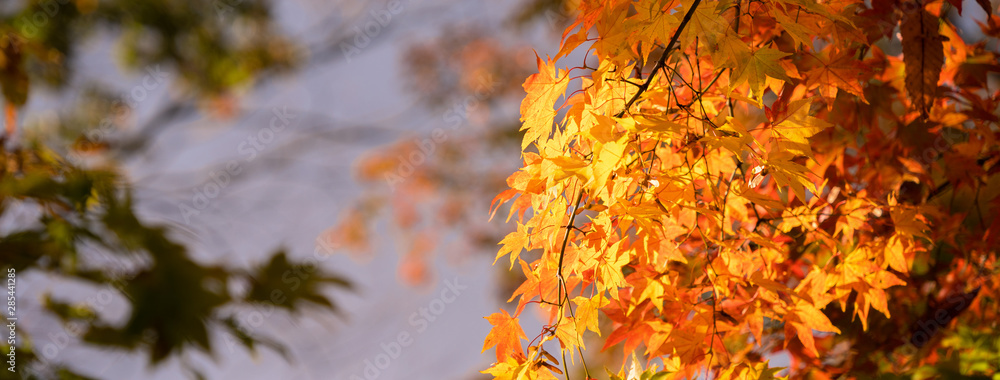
<box><xmin>615</xmin><ymin>0</ymin><xmax>704</xmax><ymax>118</ymax></box>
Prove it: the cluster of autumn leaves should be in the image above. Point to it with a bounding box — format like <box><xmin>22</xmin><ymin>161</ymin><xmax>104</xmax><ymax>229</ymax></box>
<box><xmin>484</xmin><ymin>0</ymin><xmax>999</xmax><ymax>378</ymax></box>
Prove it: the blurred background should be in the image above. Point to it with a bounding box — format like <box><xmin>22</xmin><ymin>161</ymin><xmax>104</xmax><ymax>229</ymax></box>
<box><xmin>0</xmin><ymin>0</ymin><xmax>581</xmax><ymax>378</ymax></box>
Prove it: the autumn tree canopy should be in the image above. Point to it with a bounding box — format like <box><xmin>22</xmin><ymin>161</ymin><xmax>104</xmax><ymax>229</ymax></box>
<box><xmin>484</xmin><ymin>0</ymin><xmax>1000</xmax><ymax>378</ymax></box>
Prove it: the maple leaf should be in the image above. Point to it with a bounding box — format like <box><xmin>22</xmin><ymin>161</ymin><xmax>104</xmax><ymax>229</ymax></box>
<box><xmin>627</xmin><ymin>0</ymin><xmax>680</xmax><ymax>48</ymax></box>
<box><xmin>770</xmin><ymin>98</ymin><xmax>833</xmax><ymax>145</ymax></box>
<box><xmin>631</xmin><ymin>114</ymin><xmax>689</xmax><ymax>138</ymax></box>
<box><xmin>883</xmin><ymin>234</ymin><xmax>908</xmax><ymax>274</ymax></box>
<box><xmin>712</xmin><ymin>33</ymin><xmax>751</xmax><ymax>72</ymax></box>
<box><xmin>900</xmin><ymin>9</ymin><xmax>945</xmax><ymax>118</ymax></box>
<box><xmin>590</xmin><ymin>140</ymin><xmax>627</xmax><ymax>193</ymax></box>
<box><xmin>718</xmin><ymin>361</ymin><xmax>786</xmax><ymax>380</ymax></box>
<box><xmin>590</xmin><ymin>4</ymin><xmax>634</xmax><ymax>68</ymax></box>
<box><xmin>496</xmin><ymin>222</ymin><xmax>529</xmax><ymax>269</ymax></box>
<box><xmin>520</xmin><ymin>55</ymin><xmax>569</xmax><ymax>149</ymax></box>
<box><xmin>788</xmin><ymin>302</ymin><xmax>840</xmax><ymax>357</ymax></box>
<box><xmin>483</xmin><ymin>309</ymin><xmax>529</xmax><ymax>362</ymax></box>
<box><xmin>747</xmin><ymin>361</ymin><xmax>786</xmax><ymax>380</ymax></box>
<box><xmin>805</xmin><ymin>47</ymin><xmax>869</xmax><ymax>103</ymax></box>
<box><xmin>481</xmin><ymin>357</ymin><xmax>532</xmax><ymax>380</ymax></box>
<box><xmin>730</xmin><ymin>47</ymin><xmax>790</xmax><ymax>102</ymax></box>
<box><xmin>750</xmin><ymin>270</ymin><xmax>793</xmax><ymax>296</ymax></box>
<box><xmin>573</xmin><ymin>295</ymin><xmax>608</xmax><ymax>335</ymax></box>
<box><xmin>765</xmin><ymin>150</ymin><xmax>817</xmax><ymax>201</ymax></box>
<box><xmin>554</xmin><ymin>316</ymin><xmax>587</xmax><ymax>353</ymax></box>
<box><xmin>664</xmin><ymin>326</ymin><xmax>707</xmax><ymax>364</ymax></box>
<box><xmin>773</xmin><ymin>10</ymin><xmax>814</xmax><ymax>49</ymax></box>
<box><xmin>596</xmin><ymin>241</ymin><xmax>630</xmax><ymax>291</ymax></box>
<box><xmin>679</xmin><ymin>0</ymin><xmax>728</xmax><ymax>47</ymax></box>
<box><xmin>888</xmin><ymin>203</ymin><xmax>929</xmax><ymax>240</ymax></box>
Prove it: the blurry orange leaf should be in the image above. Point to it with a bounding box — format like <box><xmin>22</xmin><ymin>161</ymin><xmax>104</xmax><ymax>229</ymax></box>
<box><xmin>900</xmin><ymin>10</ymin><xmax>944</xmax><ymax>117</ymax></box>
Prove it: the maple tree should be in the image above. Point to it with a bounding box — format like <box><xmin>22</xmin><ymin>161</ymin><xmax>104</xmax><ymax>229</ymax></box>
<box><xmin>482</xmin><ymin>0</ymin><xmax>1000</xmax><ymax>378</ymax></box>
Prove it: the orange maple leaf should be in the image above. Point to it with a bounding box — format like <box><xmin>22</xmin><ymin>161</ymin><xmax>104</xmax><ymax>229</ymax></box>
<box><xmin>482</xmin><ymin>309</ymin><xmax>528</xmax><ymax>362</ymax></box>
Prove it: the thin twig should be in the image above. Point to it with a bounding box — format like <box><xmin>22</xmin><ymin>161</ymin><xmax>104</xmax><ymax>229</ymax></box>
<box><xmin>557</xmin><ymin>186</ymin><xmax>586</xmax><ymax>306</ymax></box>
<box><xmin>615</xmin><ymin>0</ymin><xmax>704</xmax><ymax>117</ymax></box>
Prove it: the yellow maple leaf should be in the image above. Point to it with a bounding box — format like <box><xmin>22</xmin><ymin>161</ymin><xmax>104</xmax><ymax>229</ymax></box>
<box><xmin>573</xmin><ymin>295</ymin><xmax>609</xmax><ymax>335</ymax></box>
<box><xmin>481</xmin><ymin>357</ymin><xmax>525</xmax><ymax>380</ymax></box>
<box><xmin>771</xmin><ymin>98</ymin><xmax>833</xmax><ymax>147</ymax></box>
<box><xmin>520</xmin><ymin>55</ymin><xmax>569</xmax><ymax>149</ymax></box>
<box><xmin>627</xmin><ymin>0</ymin><xmax>680</xmax><ymax>48</ymax></box>
<box><xmin>883</xmin><ymin>234</ymin><xmax>908</xmax><ymax>274</ymax></box>
<box><xmin>766</xmin><ymin>150</ymin><xmax>817</xmax><ymax>201</ymax></box>
<box><xmin>679</xmin><ymin>0</ymin><xmax>728</xmax><ymax>47</ymax></box>
<box><xmin>788</xmin><ymin>302</ymin><xmax>840</xmax><ymax>356</ymax></box>
<box><xmin>889</xmin><ymin>204</ymin><xmax>929</xmax><ymax>240</ymax></box>
<box><xmin>496</xmin><ymin>222</ymin><xmax>529</xmax><ymax>269</ymax></box>
<box><xmin>712</xmin><ymin>33</ymin><xmax>751</xmax><ymax>71</ymax></box>
<box><xmin>730</xmin><ymin>47</ymin><xmax>790</xmax><ymax>102</ymax></box>
<box><xmin>590</xmin><ymin>139</ymin><xmax>627</xmax><ymax>193</ymax></box>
